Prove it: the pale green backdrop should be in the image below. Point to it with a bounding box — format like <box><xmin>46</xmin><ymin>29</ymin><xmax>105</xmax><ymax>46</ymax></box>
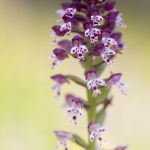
<box><xmin>0</xmin><ymin>0</ymin><xmax>150</xmax><ymax>150</ymax></box>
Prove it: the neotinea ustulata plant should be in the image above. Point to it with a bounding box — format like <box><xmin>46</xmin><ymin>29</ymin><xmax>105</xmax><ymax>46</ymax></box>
<box><xmin>49</xmin><ymin>0</ymin><xmax>128</xmax><ymax>150</ymax></box>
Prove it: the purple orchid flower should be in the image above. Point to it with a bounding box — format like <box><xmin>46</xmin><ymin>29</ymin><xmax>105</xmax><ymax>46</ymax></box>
<box><xmin>48</xmin><ymin>48</ymin><xmax>68</xmax><ymax>69</ymax></box>
<box><xmin>71</xmin><ymin>35</ymin><xmax>88</xmax><ymax>60</ymax></box>
<box><xmin>51</xmin><ymin>74</ymin><xmax>69</xmax><ymax>99</ymax></box>
<box><xmin>54</xmin><ymin>131</ymin><xmax>73</xmax><ymax>150</ymax></box>
<box><xmin>65</xmin><ymin>98</ymin><xmax>83</xmax><ymax>125</ymax></box>
<box><xmin>88</xmin><ymin>121</ymin><xmax>107</xmax><ymax>145</ymax></box>
<box><xmin>85</xmin><ymin>69</ymin><xmax>106</xmax><ymax>96</ymax></box>
<box><xmin>108</xmin><ymin>73</ymin><xmax>128</xmax><ymax>95</ymax></box>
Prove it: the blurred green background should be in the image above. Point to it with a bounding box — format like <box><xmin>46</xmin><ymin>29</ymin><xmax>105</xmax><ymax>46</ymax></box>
<box><xmin>0</xmin><ymin>0</ymin><xmax>150</xmax><ymax>150</ymax></box>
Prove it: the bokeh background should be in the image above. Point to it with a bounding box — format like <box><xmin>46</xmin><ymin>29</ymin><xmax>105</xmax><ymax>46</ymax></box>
<box><xmin>0</xmin><ymin>0</ymin><xmax>150</xmax><ymax>150</ymax></box>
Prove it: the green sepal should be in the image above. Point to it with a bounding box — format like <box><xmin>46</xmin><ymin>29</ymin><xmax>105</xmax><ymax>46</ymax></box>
<box><xmin>65</xmin><ymin>75</ymin><xmax>86</xmax><ymax>87</ymax></box>
<box><xmin>96</xmin><ymin>86</ymin><xmax>111</xmax><ymax>105</ymax></box>
<box><xmin>96</xmin><ymin>108</ymin><xmax>106</xmax><ymax>125</ymax></box>
<box><xmin>72</xmin><ymin>134</ymin><xmax>88</xmax><ymax>149</ymax></box>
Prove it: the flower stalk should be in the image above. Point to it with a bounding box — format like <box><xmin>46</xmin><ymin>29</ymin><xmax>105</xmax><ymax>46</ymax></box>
<box><xmin>49</xmin><ymin>0</ymin><xmax>129</xmax><ymax>150</ymax></box>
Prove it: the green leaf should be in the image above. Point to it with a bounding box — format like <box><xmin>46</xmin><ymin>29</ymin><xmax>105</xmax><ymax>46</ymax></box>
<box><xmin>72</xmin><ymin>134</ymin><xmax>88</xmax><ymax>149</ymax></box>
<box><xmin>66</xmin><ymin>75</ymin><xmax>86</xmax><ymax>87</ymax></box>
<box><xmin>95</xmin><ymin>63</ymin><xmax>107</xmax><ymax>76</ymax></box>
<box><xmin>96</xmin><ymin>108</ymin><xmax>106</xmax><ymax>125</ymax></box>
<box><xmin>96</xmin><ymin>86</ymin><xmax>111</xmax><ymax>105</ymax></box>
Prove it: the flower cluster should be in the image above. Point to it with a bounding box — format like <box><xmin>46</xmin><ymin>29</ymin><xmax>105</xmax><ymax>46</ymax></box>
<box><xmin>49</xmin><ymin>0</ymin><xmax>128</xmax><ymax>150</ymax></box>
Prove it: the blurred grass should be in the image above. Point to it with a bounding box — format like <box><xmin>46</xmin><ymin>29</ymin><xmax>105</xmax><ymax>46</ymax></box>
<box><xmin>0</xmin><ymin>0</ymin><xmax>150</xmax><ymax>150</ymax></box>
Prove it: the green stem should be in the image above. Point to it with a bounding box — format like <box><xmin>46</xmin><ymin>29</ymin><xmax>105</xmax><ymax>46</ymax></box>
<box><xmin>87</xmin><ymin>90</ymin><xmax>96</xmax><ymax>150</ymax></box>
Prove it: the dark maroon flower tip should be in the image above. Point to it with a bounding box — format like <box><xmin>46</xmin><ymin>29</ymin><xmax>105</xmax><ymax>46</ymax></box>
<box><xmin>62</xmin><ymin>3</ymin><xmax>72</xmax><ymax>10</ymax></box>
<box><xmin>106</xmin><ymin>11</ymin><xmax>119</xmax><ymax>22</ymax></box>
<box><xmin>85</xmin><ymin>69</ymin><xmax>98</xmax><ymax>80</ymax></box>
<box><xmin>88</xmin><ymin>7</ymin><xmax>99</xmax><ymax>17</ymax></box>
<box><xmin>58</xmin><ymin>40</ymin><xmax>72</xmax><ymax>50</ymax></box>
<box><xmin>51</xmin><ymin>74</ymin><xmax>69</xmax><ymax>84</ymax></box>
<box><xmin>104</xmin><ymin>21</ymin><xmax>115</xmax><ymax>30</ymax></box>
<box><xmin>104</xmin><ymin>1</ymin><xmax>116</xmax><ymax>11</ymax></box>
<box><xmin>94</xmin><ymin>43</ymin><xmax>104</xmax><ymax>56</ymax></box>
<box><xmin>108</xmin><ymin>73</ymin><xmax>122</xmax><ymax>84</ymax></box>
<box><xmin>72</xmin><ymin>1</ymin><xmax>87</xmax><ymax>12</ymax></box>
<box><xmin>72</xmin><ymin>35</ymin><xmax>84</xmax><ymax>46</ymax></box>
<box><xmin>52</xmin><ymin>26</ymin><xmax>67</xmax><ymax>36</ymax></box>
<box><xmin>83</xmin><ymin>20</ymin><xmax>93</xmax><ymax>30</ymax></box>
<box><xmin>53</xmin><ymin>48</ymin><xmax>68</xmax><ymax>60</ymax></box>
<box><xmin>98</xmin><ymin>29</ymin><xmax>111</xmax><ymax>40</ymax></box>
<box><xmin>111</xmin><ymin>32</ymin><xmax>122</xmax><ymax>42</ymax></box>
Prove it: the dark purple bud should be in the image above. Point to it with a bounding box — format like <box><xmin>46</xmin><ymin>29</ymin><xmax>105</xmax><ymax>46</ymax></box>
<box><xmin>58</xmin><ymin>40</ymin><xmax>72</xmax><ymax>50</ymax></box>
<box><xmin>106</xmin><ymin>11</ymin><xmax>119</xmax><ymax>22</ymax></box>
<box><xmin>72</xmin><ymin>1</ymin><xmax>87</xmax><ymax>12</ymax></box>
<box><xmin>72</xmin><ymin>98</ymin><xmax>83</xmax><ymax>108</ymax></box>
<box><xmin>98</xmin><ymin>29</ymin><xmax>111</xmax><ymax>40</ymax></box>
<box><xmin>72</xmin><ymin>35</ymin><xmax>84</xmax><ymax>47</ymax></box>
<box><xmin>51</xmin><ymin>74</ymin><xmax>69</xmax><ymax>84</ymax></box>
<box><xmin>85</xmin><ymin>69</ymin><xmax>98</xmax><ymax>80</ymax></box>
<box><xmin>52</xmin><ymin>26</ymin><xmax>67</xmax><ymax>36</ymax></box>
<box><xmin>104</xmin><ymin>1</ymin><xmax>116</xmax><ymax>11</ymax></box>
<box><xmin>88</xmin><ymin>8</ymin><xmax>99</xmax><ymax>17</ymax></box>
<box><xmin>104</xmin><ymin>21</ymin><xmax>115</xmax><ymax>30</ymax></box>
<box><xmin>94</xmin><ymin>43</ymin><xmax>104</xmax><ymax>56</ymax></box>
<box><xmin>53</xmin><ymin>48</ymin><xmax>68</xmax><ymax>60</ymax></box>
<box><xmin>111</xmin><ymin>32</ymin><xmax>122</xmax><ymax>43</ymax></box>
<box><xmin>62</xmin><ymin>3</ymin><xmax>72</xmax><ymax>10</ymax></box>
<box><xmin>108</xmin><ymin>73</ymin><xmax>122</xmax><ymax>85</ymax></box>
<box><xmin>83</xmin><ymin>20</ymin><xmax>93</xmax><ymax>30</ymax></box>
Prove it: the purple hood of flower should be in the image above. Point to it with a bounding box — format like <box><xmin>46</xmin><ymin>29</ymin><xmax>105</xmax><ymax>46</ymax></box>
<box><xmin>72</xmin><ymin>35</ymin><xmax>84</xmax><ymax>46</ymax></box>
<box><xmin>108</xmin><ymin>73</ymin><xmax>122</xmax><ymax>84</ymax></box>
<box><xmin>51</xmin><ymin>74</ymin><xmax>69</xmax><ymax>84</ymax></box>
<box><xmin>53</xmin><ymin>48</ymin><xmax>68</xmax><ymax>60</ymax></box>
<box><xmin>94</xmin><ymin>43</ymin><xmax>104</xmax><ymax>56</ymax></box>
<box><xmin>58</xmin><ymin>40</ymin><xmax>72</xmax><ymax>50</ymax></box>
<box><xmin>103</xmin><ymin>1</ymin><xmax>116</xmax><ymax>11</ymax></box>
<box><xmin>83</xmin><ymin>20</ymin><xmax>93</xmax><ymax>30</ymax></box>
<box><xmin>66</xmin><ymin>94</ymin><xmax>75</xmax><ymax>106</ymax></box>
<box><xmin>72</xmin><ymin>98</ymin><xmax>83</xmax><ymax>108</ymax></box>
<box><xmin>52</xmin><ymin>25</ymin><xmax>67</xmax><ymax>36</ymax></box>
<box><xmin>85</xmin><ymin>69</ymin><xmax>98</xmax><ymax>80</ymax></box>
<box><xmin>98</xmin><ymin>28</ymin><xmax>111</xmax><ymax>40</ymax></box>
<box><xmin>54</xmin><ymin>131</ymin><xmax>73</xmax><ymax>139</ymax></box>
<box><xmin>88</xmin><ymin>7</ymin><xmax>99</xmax><ymax>17</ymax></box>
<box><xmin>111</xmin><ymin>32</ymin><xmax>122</xmax><ymax>43</ymax></box>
